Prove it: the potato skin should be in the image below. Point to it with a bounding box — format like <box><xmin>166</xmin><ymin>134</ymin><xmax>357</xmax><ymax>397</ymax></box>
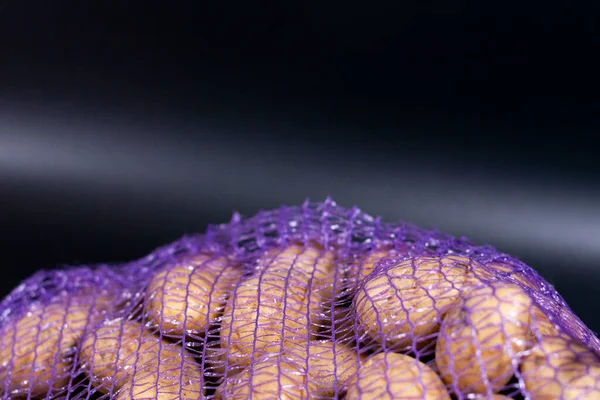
<box><xmin>0</xmin><ymin>297</ymin><xmax>106</xmax><ymax>397</ymax></box>
<box><xmin>435</xmin><ymin>282</ymin><xmax>533</xmax><ymax>395</ymax></box>
<box><xmin>521</xmin><ymin>335</ymin><xmax>600</xmax><ymax>399</ymax></box>
<box><xmin>314</xmin><ymin>304</ymin><xmax>363</xmax><ymax>344</ymax></box>
<box><xmin>80</xmin><ymin>319</ymin><xmax>159</xmax><ymax>392</ymax></box>
<box><xmin>146</xmin><ymin>253</ymin><xmax>242</xmax><ymax>337</ymax></box>
<box><xmin>220</xmin><ymin>244</ymin><xmax>336</xmax><ymax>371</ymax></box>
<box><xmin>113</xmin><ymin>358</ymin><xmax>203</xmax><ymax>400</ymax></box>
<box><xmin>284</xmin><ymin>339</ymin><xmax>365</xmax><ymax>397</ymax></box>
<box><xmin>79</xmin><ymin>319</ymin><xmax>198</xmax><ymax>394</ymax></box>
<box><xmin>354</xmin><ymin>255</ymin><xmax>480</xmax><ymax>351</ymax></box>
<box><xmin>213</xmin><ymin>355</ymin><xmax>316</xmax><ymax>400</ymax></box>
<box><xmin>345</xmin><ymin>352</ymin><xmax>451</xmax><ymax>400</ymax></box>
<box><xmin>483</xmin><ymin>261</ymin><xmax>539</xmax><ymax>292</ymax></box>
<box><xmin>350</xmin><ymin>246</ymin><xmax>407</xmax><ymax>285</ymax></box>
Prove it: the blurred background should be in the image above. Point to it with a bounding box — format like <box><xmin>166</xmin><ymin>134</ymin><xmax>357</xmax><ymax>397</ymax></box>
<box><xmin>1</xmin><ymin>2</ymin><xmax>599</xmax><ymax>331</ymax></box>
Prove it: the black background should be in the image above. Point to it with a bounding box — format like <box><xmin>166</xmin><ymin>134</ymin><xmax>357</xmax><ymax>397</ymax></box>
<box><xmin>1</xmin><ymin>2</ymin><xmax>599</xmax><ymax>332</ymax></box>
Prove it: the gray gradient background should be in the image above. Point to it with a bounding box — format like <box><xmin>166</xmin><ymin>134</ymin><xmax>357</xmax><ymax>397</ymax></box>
<box><xmin>1</xmin><ymin>1</ymin><xmax>599</xmax><ymax>332</ymax></box>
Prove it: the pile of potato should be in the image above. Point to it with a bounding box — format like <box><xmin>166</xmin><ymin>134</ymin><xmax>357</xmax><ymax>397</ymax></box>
<box><xmin>1</xmin><ymin>242</ymin><xmax>599</xmax><ymax>399</ymax></box>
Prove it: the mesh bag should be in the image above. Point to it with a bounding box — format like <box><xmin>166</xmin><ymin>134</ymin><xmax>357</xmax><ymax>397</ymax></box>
<box><xmin>1</xmin><ymin>199</ymin><xmax>599</xmax><ymax>399</ymax></box>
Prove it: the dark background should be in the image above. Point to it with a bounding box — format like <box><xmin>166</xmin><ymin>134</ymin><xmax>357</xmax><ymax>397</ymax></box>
<box><xmin>1</xmin><ymin>2</ymin><xmax>599</xmax><ymax>332</ymax></box>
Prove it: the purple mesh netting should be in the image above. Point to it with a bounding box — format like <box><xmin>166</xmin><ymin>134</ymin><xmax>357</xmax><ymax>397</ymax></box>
<box><xmin>1</xmin><ymin>198</ymin><xmax>599</xmax><ymax>399</ymax></box>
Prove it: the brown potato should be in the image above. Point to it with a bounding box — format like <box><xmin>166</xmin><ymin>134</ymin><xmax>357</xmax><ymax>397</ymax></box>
<box><xmin>0</xmin><ymin>297</ymin><xmax>107</xmax><ymax>397</ymax></box>
<box><xmin>284</xmin><ymin>339</ymin><xmax>365</xmax><ymax>397</ymax></box>
<box><xmin>314</xmin><ymin>305</ymin><xmax>362</xmax><ymax>344</ymax></box>
<box><xmin>345</xmin><ymin>352</ymin><xmax>451</xmax><ymax>400</ymax></box>
<box><xmin>354</xmin><ymin>255</ymin><xmax>480</xmax><ymax>351</ymax></box>
<box><xmin>351</xmin><ymin>246</ymin><xmax>406</xmax><ymax>284</ymax></box>
<box><xmin>521</xmin><ymin>335</ymin><xmax>600</xmax><ymax>399</ymax></box>
<box><xmin>79</xmin><ymin>319</ymin><xmax>198</xmax><ymax>393</ymax></box>
<box><xmin>484</xmin><ymin>261</ymin><xmax>539</xmax><ymax>291</ymax></box>
<box><xmin>213</xmin><ymin>355</ymin><xmax>316</xmax><ymax>400</ymax></box>
<box><xmin>114</xmin><ymin>355</ymin><xmax>203</xmax><ymax>400</ymax></box>
<box><xmin>526</xmin><ymin>297</ymin><xmax>591</xmax><ymax>348</ymax></box>
<box><xmin>220</xmin><ymin>244</ymin><xmax>336</xmax><ymax>370</ymax></box>
<box><xmin>80</xmin><ymin>319</ymin><xmax>159</xmax><ymax>391</ymax></box>
<box><xmin>528</xmin><ymin>305</ymin><xmax>567</xmax><ymax>339</ymax></box>
<box><xmin>258</xmin><ymin>243</ymin><xmax>342</xmax><ymax>320</ymax></box>
<box><xmin>436</xmin><ymin>282</ymin><xmax>533</xmax><ymax>395</ymax></box>
<box><xmin>146</xmin><ymin>253</ymin><xmax>243</xmax><ymax>336</ymax></box>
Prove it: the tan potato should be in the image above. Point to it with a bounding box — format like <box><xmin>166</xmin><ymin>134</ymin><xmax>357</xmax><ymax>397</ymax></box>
<box><xmin>284</xmin><ymin>339</ymin><xmax>365</xmax><ymax>397</ymax></box>
<box><xmin>521</xmin><ymin>335</ymin><xmax>600</xmax><ymax>399</ymax></box>
<box><xmin>436</xmin><ymin>282</ymin><xmax>533</xmax><ymax>395</ymax></box>
<box><xmin>220</xmin><ymin>244</ymin><xmax>336</xmax><ymax>370</ymax></box>
<box><xmin>213</xmin><ymin>355</ymin><xmax>316</xmax><ymax>400</ymax></box>
<box><xmin>114</xmin><ymin>355</ymin><xmax>203</xmax><ymax>400</ymax></box>
<box><xmin>146</xmin><ymin>253</ymin><xmax>243</xmax><ymax>336</ymax></box>
<box><xmin>258</xmin><ymin>242</ymin><xmax>342</xmax><ymax>321</ymax></box>
<box><xmin>314</xmin><ymin>305</ymin><xmax>361</xmax><ymax>344</ymax></box>
<box><xmin>345</xmin><ymin>352</ymin><xmax>451</xmax><ymax>400</ymax></box>
<box><xmin>354</xmin><ymin>255</ymin><xmax>480</xmax><ymax>350</ymax></box>
<box><xmin>528</xmin><ymin>305</ymin><xmax>568</xmax><ymax>339</ymax></box>
<box><xmin>79</xmin><ymin>319</ymin><xmax>197</xmax><ymax>393</ymax></box>
<box><xmin>484</xmin><ymin>261</ymin><xmax>539</xmax><ymax>291</ymax></box>
<box><xmin>526</xmin><ymin>297</ymin><xmax>590</xmax><ymax>348</ymax></box>
<box><xmin>0</xmin><ymin>296</ymin><xmax>107</xmax><ymax>397</ymax></box>
<box><xmin>351</xmin><ymin>246</ymin><xmax>406</xmax><ymax>284</ymax></box>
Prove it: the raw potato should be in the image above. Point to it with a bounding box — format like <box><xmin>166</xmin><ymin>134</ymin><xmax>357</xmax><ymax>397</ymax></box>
<box><xmin>114</xmin><ymin>358</ymin><xmax>203</xmax><ymax>400</ymax></box>
<box><xmin>354</xmin><ymin>255</ymin><xmax>480</xmax><ymax>350</ymax></box>
<box><xmin>220</xmin><ymin>244</ymin><xmax>336</xmax><ymax>370</ymax></box>
<box><xmin>345</xmin><ymin>352</ymin><xmax>451</xmax><ymax>400</ymax></box>
<box><xmin>529</xmin><ymin>305</ymin><xmax>566</xmax><ymax>339</ymax></box>
<box><xmin>79</xmin><ymin>319</ymin><xmax>199</xmax><ymax>393</ymax></box>
<box><xmin>213</xmin><ymin>355</ymin><xmax>316</xmax><ymax>400</ymax></box>
<box><xmin>526</xmin><ymin>297</ymin><xmax>591</xmax><ymax>347</ymax></box>
<box><xmin>258</xmin><ymin>242</ymin><xmax>342</xmax><ymax>321</ymax></box>
<box><xmin>314</xmin><ymin>305</ymin><xmax>361</xmax><ymax>344</ymax></box>
<box><xmin>285</xmin><ymin>339</ymin><xmax>365</xmax><ymax>397</ymax></box>
<box><xmin>521</xmin><ymin>335</ymin><xmax>600</xmax><ymax>399</ymax></box>
<box><xmin>484</xmin><ymin>261</ymin><xmax>539</xmax><ymax>291</ymax></box>
<box><xmin>351</xmin><ymin>246</ymin><xmax>407</xmax><ymax>284</ymax></box>
<box><xmin>0</xmin><ymin>296</ymin><xmax>108</xmax><ymax>397</ymax></box>
<box><xmin>436</xmin><ymin>282</ymin><xmax>533</xmax><ymax>394</ymax></box>
<box><xmin>146</xmin><ymin>253</ymin><xmax>242</xmax><ymax>336</ymax></box>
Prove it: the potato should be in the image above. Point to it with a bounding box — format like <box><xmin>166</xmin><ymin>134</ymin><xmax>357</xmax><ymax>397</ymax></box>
<box><xmin>220</xmin><ymin>244</ymin><xmax>336</xmax><ymax>370</ymax></box>
<box><xmin>213</xmin><ymin>355</ymin><xmax>316</xmax><ymax>400</ymax></box>
<box><xmin>258</xmin><ymin>242</ymin><xmax>342</xmax><ymax>318</ymax></box>
<box><xmin>79</xmin><ymin>319</ymin><xmax>198</xmax><ymax>393</ymax></box>
<box><xmin>521</xmin><ymin>335</ymin><xmax>600</xmax><ymax>399</ymax></box>
<box><xmin>114</xmin><ymin>357</ymin><xmax>202</xmax><ymax>400</ymax></box>
<box><xmin>484</xmin><ymin>261</ymin><xmax>539</xmax><ymax>291</ymax></box>
<box><xmin>526</xmin><ymin>298</ymin><xmax>590</xmax><ymax>348</ymax></box>
<box><xmin>314</xmin><ymin>305</ymin><xmax>361</xmax><ymax>344</ymax></box>
<box><xmin>528</xmin><ymin>305</ymin><xmax>566</xmax><ymax>339</ymax></box>
<box><xmin>146</xmin><ymin>253</ymin><xmax>242</xmax><ymax>336</ymax></box>
<box><xmin>351</xmin><ymin>246</ymin><xmax>406</xmax><ymax>284</ymax></box>
<box><xmin>80</xmin><ymin>319</ymin><xmax>159</xmax><ymax>391</ymax></box>
<box><xmin>436</xmin><ymin>282</ymin><xmax>533</xmax><ymax>395</ymax></box>
<box><xmin>0</xmin><ymin>297</ymin><xmax>107</xmax><ymax>397</ymax></box>
<box><xmin>354</xmin><ymin>255</ymin><xmax>480</xmax><ymax>350</ymax></box>
<box><xmin>345</xmin><ymin>352</ymin><xmax>451</xmax><ymax>400</ymax></box>
<box><xmin>284</xmin><ymin>339</ymin><xmax>365</xmax><ymax>397</ymax></box>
